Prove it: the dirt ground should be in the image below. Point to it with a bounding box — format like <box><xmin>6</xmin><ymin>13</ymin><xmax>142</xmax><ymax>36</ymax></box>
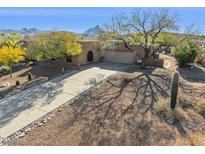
<box><xmin>10</xmin><ymin>54</ymin><xmax>205</xmax><ymax>146</ymax></box>
<box><xmin>0</xmin><ymin>61</ymin><xmax>72</xmax><ymax>98</ymax></box>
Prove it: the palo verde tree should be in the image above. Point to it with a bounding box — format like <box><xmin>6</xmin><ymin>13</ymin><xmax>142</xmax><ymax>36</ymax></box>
<box><xmin>0</xmin><ymin>33</ymin><xmax>23</xmax><ymax>48</ymax></box>
<box><xmin>25</xmin><ymin>32</ymin><xmax>82</xmax><ymax>72</ymax></box>
<box><xmin>0</xmin><ymin>46</ymin><xmax>26</xmax><ymax>77</ymax></box>
<box><xmin>154</xmin><ymin>32</ymin><xmax>179</xmax><ymax>53</ymax></box>
<box><xmin>100</xmin><ymin>8</ymin><xmax>178</xmax><ymax>68</ymax></box>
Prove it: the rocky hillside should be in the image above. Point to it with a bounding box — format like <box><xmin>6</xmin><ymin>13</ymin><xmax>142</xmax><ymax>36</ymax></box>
<box><xmin>0</xmin><ymin>28</ymin><xmax>49</xmax><ymax>36</ymax></box>
<box><xmin>83</xmin><ymin>25</ymin><xmax>103</xmax><ymax>38</ymax></box>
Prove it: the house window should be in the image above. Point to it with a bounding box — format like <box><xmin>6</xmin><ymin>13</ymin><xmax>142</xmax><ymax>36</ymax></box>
<box><xmin>66</xmin><ymin>55</ymin><xmax>72</xmax><ymax>63</ymax></box>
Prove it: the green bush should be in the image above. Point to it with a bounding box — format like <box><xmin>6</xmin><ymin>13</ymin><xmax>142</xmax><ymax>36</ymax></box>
<box><xmin>28</xmin><ymin>61</ymin><xmax>34</xmax><ymax>65</ymax></box>
<box><xmin>171</xmin><ymin>39</ymin><xmax>198</xmax><ymax>67</ymax></box>
<box><xmin>0</xmin><ymin>65</ymin><xmax>10</xmax><ymax>74</ymax></box>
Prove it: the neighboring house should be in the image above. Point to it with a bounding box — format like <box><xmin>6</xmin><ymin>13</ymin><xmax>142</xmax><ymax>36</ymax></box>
<box><xmin>192</xmin><ymin>40</ymin><xmax>205</xmax><ymax>48</ymax></box>
<box><xmin>68</xmin><ymin>40</ymin><xmax>163</xmax><ymax>67</ymax></box>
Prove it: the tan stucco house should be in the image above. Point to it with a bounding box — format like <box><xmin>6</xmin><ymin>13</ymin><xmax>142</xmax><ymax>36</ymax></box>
<box><xmin>68</xmin><ymin>40</ymin><xmax>163</xmax><ymax>67</ymax></box>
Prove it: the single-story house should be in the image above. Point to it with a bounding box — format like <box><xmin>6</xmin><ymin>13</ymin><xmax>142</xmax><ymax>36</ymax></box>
<box><xmin>67</xmin><ymin>40</ymin><xmax>163</xmax><ymax>67</ymax></box>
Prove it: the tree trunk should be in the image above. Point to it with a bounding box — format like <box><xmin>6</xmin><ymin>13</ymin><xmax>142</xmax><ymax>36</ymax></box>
<box><xmin>141</xmin><ymin>58</ymin><xmax>146</xmax><ymax>69</ymax></box>
<box><xmin>56</xmin><ymin>57</ymin><xmax>65</xmax><ymax>73</ymax></box>
<box><xmin>61</xmin><ymin>66</ymin><xmax>65</xmax><ymax>73</ymax></box>
<box><xmin>141</xmin><ymin>48</ymin><xmax>149</xmax><ymax>69</ymax></box>
<box><xmin>61</xmin><ymin>57</ymin><xmax>65</xmax><ymax>73</ymax></box>
<box><xmin>9</xmin><ymin>66</ymin><xmax>12</xmax><ymax>78</ymax></box>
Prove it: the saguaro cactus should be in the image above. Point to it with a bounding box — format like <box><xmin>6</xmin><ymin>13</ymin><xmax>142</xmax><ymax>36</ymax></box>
<box><xmin>28</xmin><ymin>72</ymin><xmax>32</xmax><ymax>81</ymax></box>
<box><xmin>170</xmin><ymin>71</ymin><xmax>179</xmax><ymax>110</ymax></box>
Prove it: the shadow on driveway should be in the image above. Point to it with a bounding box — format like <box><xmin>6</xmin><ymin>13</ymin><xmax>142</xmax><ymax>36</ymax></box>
<box><xmin>0</xmin><ymin>62</ymin><xmax>130</xmax><ymax>130</ymax></box>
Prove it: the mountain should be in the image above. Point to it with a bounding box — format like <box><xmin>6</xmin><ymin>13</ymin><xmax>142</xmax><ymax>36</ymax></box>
<box><xmin>0</xmin><ymin>28</ymin><xmax>49</xmax><ymax>36</ymax></box>
<box><xmin>83</xmin><ymin>25</ymin><xmax>103</xmax><ymax>38</ymax></box>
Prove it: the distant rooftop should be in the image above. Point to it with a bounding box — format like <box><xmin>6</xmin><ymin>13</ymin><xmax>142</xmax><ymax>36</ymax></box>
<box><xmin>192</xmin><ymin>40</ymin><xmax>205</xmax><ymax>43</ymax></box>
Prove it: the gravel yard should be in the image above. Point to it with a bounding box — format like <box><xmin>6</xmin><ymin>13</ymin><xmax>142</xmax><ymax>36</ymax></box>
<box><xmin>10</xmin><ymin>60</ymin><xmax>205</xmax><ymax>145</ymax></box>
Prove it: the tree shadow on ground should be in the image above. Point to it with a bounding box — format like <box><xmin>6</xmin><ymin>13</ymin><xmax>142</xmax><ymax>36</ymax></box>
<box><xmin>0</xmin><ymin>62</ymin><xmax>131</xmax><ymax>132</ymax></box>
<box><xmin>0</xmin><ymin>79</ymin><xmax>64</xmax><ymax>128</ymax></box>
<box><xmin>60</xmin><ymin>67</ymin><xmax>177</xmax><ymax>145</ymax></box>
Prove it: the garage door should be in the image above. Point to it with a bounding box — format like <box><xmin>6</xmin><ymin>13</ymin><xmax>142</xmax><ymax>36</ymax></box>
<box><xmin>103</xmin><ymin>51</ymin><xmax>136</xmax><ymax>64</ymax></box>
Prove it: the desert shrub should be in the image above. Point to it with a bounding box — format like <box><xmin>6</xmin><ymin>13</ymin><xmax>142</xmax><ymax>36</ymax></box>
<box><xmin>16</xmin><ymin>80</ymin><xmax>20</xmax><ymax>86</ymax></box>
<box><xmin>153</xmin><ymin>100</ymin><xmax>169</xmax><ymax>117</ymax></box>
<box><xmin>178</xmin><ymin>96</ymin><xmax>193</xmax><ymax>109</ymax></box>
<box><xmin>153</xmin><ymin>99</ymin><xmax>185</xmax><ymax>123</ymax></box>
<box><xmin>28</xmin><ymin>61</ymin><xmax>34</xmax><ymax>65</ymax></box>
<box><xmin>175</xmin><ymin>132</ymin><xmax>205</xmax><ymax>146</ymax></box>
<box><xmin>153</xmin><ymin>100</ymin><xmax>174</xmax><ymax>120</ymax></box>
<box><xmin>27</xmin><ymin>72</ymin><xmax>32</xmax><ymax>81</ymax></box>
<box><xmin>171</xmin><ymin>39</ymin><xmax>198</xmax><ymax>67</ymax></box>
<box><xmin>196</xmin><ymin>99</ymin><xmax>205</xmax><ymax>118</ymax></box>
<box><xmin>0</xmin><ymin>65</ymin><xmax>10</xmax><ymax>73</ymax></box>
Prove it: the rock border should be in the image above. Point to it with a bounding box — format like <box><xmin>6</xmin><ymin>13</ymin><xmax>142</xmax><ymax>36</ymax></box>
<box><xmin>0</xmin><ymin>73</ymin><xmax>118</xmax><ymax>146</ymax></box>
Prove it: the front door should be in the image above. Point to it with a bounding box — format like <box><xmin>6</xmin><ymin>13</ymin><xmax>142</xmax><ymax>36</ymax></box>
<box><xmin>87</xmin><ymin>50</ymin><xmax>93</xmax><ymax>63</ymax></box>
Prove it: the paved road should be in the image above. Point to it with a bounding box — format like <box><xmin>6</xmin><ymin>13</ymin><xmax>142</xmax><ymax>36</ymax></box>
<box><xmin>0</xmin><ymin>62</ymin><xmax>129</xmax><ymax>139</ymax></box>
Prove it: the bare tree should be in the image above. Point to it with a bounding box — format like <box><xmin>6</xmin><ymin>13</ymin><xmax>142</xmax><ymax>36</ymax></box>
<box><xmin>101</xmin><ymin>8</ymin><xmax>178</xmax><ymax>68</ymax></box>
<box><xmin>182</xmin><ymin>24</ymin><xmax>202</xmax><ymax>41</ymax></box>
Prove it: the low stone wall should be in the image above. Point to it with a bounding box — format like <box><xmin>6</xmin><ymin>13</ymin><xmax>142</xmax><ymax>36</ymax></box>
<box><xmin>147</xmin><ymin>59</ymin><xmax>164</xmax><ymax>67</ymax></box>
<box><xmin>146</xmin><ymin>53</ymin><xmax>164</xmax><ymax>67</ymax></box>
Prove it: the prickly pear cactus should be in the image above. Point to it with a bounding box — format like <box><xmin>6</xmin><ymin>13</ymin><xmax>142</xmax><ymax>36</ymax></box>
<box><xmin>170</xmin><ymin>71</ymin><xmax>179</xmax><ymax>110</ymax></box>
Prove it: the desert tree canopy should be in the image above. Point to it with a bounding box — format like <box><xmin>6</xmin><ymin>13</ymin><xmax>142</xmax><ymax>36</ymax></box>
<box><xmin>0</xmin><ymin>33</ymin><xmax>23</xmax><ymax>48</ymax></box>
<box><xmin>101</xmin><ymin>8</ymin><xmax>178</xmax><ymax>68</ymax></box>
<box><xmin>0</xmin><ymin>46</ymin><xmax>26</xmax><ymax>77</ymax></box>
<box><xmin>25</xmin><ymin>32</ymin><xmax>82</xmax><ymax>61</ymax></box>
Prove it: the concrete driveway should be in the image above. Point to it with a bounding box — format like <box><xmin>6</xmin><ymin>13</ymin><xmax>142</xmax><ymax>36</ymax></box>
<box><xmin>0</xmin><ymin>62</ymin><xmax>130</xmax><ymax>139</ymax></box>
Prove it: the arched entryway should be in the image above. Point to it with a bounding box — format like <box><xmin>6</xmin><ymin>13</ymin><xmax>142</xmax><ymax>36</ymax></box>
<box><xmin>87</xmin><ymin>50</ymin><xmax>93</xmax><ymax>63</ymax></box>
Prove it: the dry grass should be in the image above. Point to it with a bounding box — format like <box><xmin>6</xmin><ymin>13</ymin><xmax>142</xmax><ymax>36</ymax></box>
<box><xmin>152</xmin><ymin>99</ymin><xmax>183</xmax><ymax>122</ymax></box>
<box><xmin>9</xmin><ymin>60</ymin><xmax>205</xmax><ymax>146</ymax></box>
<box><xmin>175</xmin><ymin>132</ymin><xmax>205</xmax><ymax>146</ymax></box>
<box><xmin>178</xmin><ymin>96</ymin><xmax>194</xmax><ymax>109</ymax></box>
<box><xmin>153</xmin><ymin>100</ymin><xmax>172</xmax><ymax>120</ymax></box>
<box><xmin>196</xmin><ymin>99</ymin><xmax>205</xmax><ymax>118</ymax></box>
<box><xmin>11</xmin><ymin>67</ymin><xmax>177</xmax><ymax>146</ymax></box>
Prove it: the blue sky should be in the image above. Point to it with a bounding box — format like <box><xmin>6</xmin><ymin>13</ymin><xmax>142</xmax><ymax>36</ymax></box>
<box><xmin>0</xmin><ymin>7</ymin><xmax>205</xmax><ymax>33</ymax></box>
